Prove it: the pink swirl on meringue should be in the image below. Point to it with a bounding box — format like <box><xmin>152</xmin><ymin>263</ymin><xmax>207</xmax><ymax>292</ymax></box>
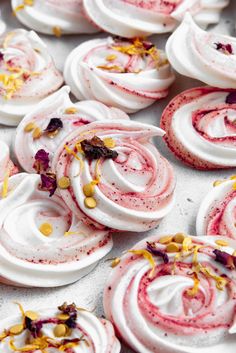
<box><xmin>161</xmin><ymin>86</ymin><xmax>236</xmax><ymax>170</ymax></box>
<box><xmin>104</xmin><ymin>234</ymin><xmax>236</xmax><ymax>353</ymax></box>
<box><xmin>197</xmin><ymin>179</ymin><xmax>236</xmax><ymax>240</ymax></box>
<box><xmin>52</xmin><ymin>120</ymin><xmax>175</xmax><ymax>232</ymax></box>
<box><xmin>0</xmin><ymin>140</ymin><xmax>18</xmax><ymax>182</ymax></box>
<box><xmin>64</xmin><ymin>37</ymin><xmax>175</xmax><ymax>113</ymax></box>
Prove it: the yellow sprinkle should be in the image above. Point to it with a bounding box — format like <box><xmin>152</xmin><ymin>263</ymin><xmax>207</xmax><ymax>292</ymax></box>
<box><xmin>64</xmin><ymin>145</ymin><xmax>84</xmax><ymax>175</ymax></box>
<box><xmin>213</xmin><ymin>180</ymin><xmax>223</xmax><ymax>187</ymax></box>
<box><xmin>95</xmin><ymin>159</ymin><xmax>101</xmax><ymax>183</ymax></box>
<box><xmin>53</xmin><ymin>26</ymin><xmax>62</xmax><ymax>37</ymax></box>
<box><xmin>103</xmin><ymin>137</ymin><xmax>116</xmax><ymax>148</ymax></box>
<box><xmin>9</xmin><ymin>324</ymin><xmax>24</xmax><ymax>335</ymax></box>
<box><xmin>159</xmin><ymin>236</ymin><xmax>173</xmax><ymax>244</ymax></box>
<box><xmin>182</xmin><ymin>237</ymin><xmax>193</xmax><ymax>252</ymax></box>
<box><xmin>111</xmin><ymin>258</ymin><xmax>120</xmax><ymax>268</ymax></box>
<box><xmin>166</xmin><ymin>242</ymin><xmax>180</xmax><ymax>253</ymax></box>
<box><xmin>32</xmin><ymin>127</ymin><xmax>42</xmax><ymax>140</ymax></box>
<box><xmin>54</xmin><ymin>324</ymin><xmax>67</xmax><ymax>337</ymax></box>
<box><xmin>24</xmin><ymin>122</ymin><xmax>35</xmax><ymax>132</ymax></box>
<box><xmin>106</xmin><ymin>54</ymin><xmax>117</xmax><ymax>61</ymax></box>
<box><xmin>1</xmin><ymin>170</ymin><xmax>9</xmax><ymax>199</ymax></box>
<box><xmin>215</xmin><ymin>239</ymin><xmax>229</xmax><ymax>247</ymax></box>
<box><xmin>84</xmin><ymin>197</ymin><xmax>97</xmax><ymax>209</ymax></box>
<box><xmin>25</xmin><ymin>311</ymin><xmax>38</xmax><ymax>321</ymax></box>
<box><xmin>129</xmin><ymin>249</ymin><xmax>155</xmax><ymax>277</ymax></box>
<box><xmin>57</xmin><ymin>313</ymin><xmax>70</xmax><ymax>321</ymax></box>
<box><xmin>39</xmin><ymin>223</ymin><xmax>53</xmax><ymax>237</ymax></box>
<box><xmin>65</xmin><ymin>107</ymin><xmax>78</xmax><ymax>114</ymax></box>
<box><xmin>58</xmin><ymin>177</ymin><xmax>70</xmax><ymax>189</ymax></box>
<box><xmin>173</xmin><ymin>233</ymin><xmax>186</xmax><ymax>244</ymax></box>
<box><xmin>187</xmin><ymin>273</ymin><xmax>200</xmax><ymax>297</ymax></box>
<box><xmin>199</xmin><ymin>265</ymin><xmax>228</xmax><ymax>291</ymax></box>
<box><xmin>64</xmin><ymin>231</ymin><xmax>85</xmax><ymax>237</ymax></box>
<box><xmin>83</xmin><ymin>183</ymin><xmax>95</xmax><ymax>197</ymax></box>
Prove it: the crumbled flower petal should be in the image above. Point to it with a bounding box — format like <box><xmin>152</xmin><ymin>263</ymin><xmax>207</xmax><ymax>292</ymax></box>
<box><xmin>213</xmin><ymin>249</ymin><xmax>236</xmax><ymax>270</ymax></box>
<box><xmin>44</xmin><ymin>118</ymin><xmax>63</xmax><ymax>133</ymax></box>
<box><xmin>215</xmin><ymin>42</ymin><xmax>233</xmax><ymax>54</ymax></box>
<box><xmin>146</xmin><ymin>242</ymin><xmax>169</xmax><ymax>264</ymax></box>
<box><xmin>25</xmin><ymin>317</ymin><xmax>43</xmax><ymax>338</ymax></box>
<box><xmin>80</xmin><ymin>136</ymin><xmax>118</xmax><ymax>160</ymax></box>
<box><xmin>33</xmin><ymin>149</ymin><xmax>50</xmax><ymax>173</ymax></box>
<box><xmin>58</xmin><ymin>302</ymin><xmax>77</xmax><ymax>329</ymax></box>
<box><xmin>39</xmin><ymin>173</ymin><xmax>57</xmax><ymax>197</ymax></box>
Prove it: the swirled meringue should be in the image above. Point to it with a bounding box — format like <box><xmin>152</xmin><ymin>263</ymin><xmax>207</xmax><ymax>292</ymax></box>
<box><xmin>0</xmin><ymin>29</ymin><xmax>63</xmax><ymax>126</ymax></box>
<box><xmin>166</xmin><ymin>13</ymin><xmax>236</xmax><ymax>88</ymax></box>
<box><xmin>14</xmin><ymin>86</ymin><xmax>129</xmax><ymax>173</ymax></box>
<box><xmin>0</xmin><ymin>303</ymin><xmax>120</xmax><ymax>353</ymax></box>
<box><xmin>0</xmin><ymin>17</ymin><xmax>5</xmax><ymax>36</ymax></box>
<box><xmin>52</xmin><ymin>120</ymin><xmax>175</xmax><ymax>232</ymax></box>
<box><xmin>0</xmin><ymin>140</ymin><xmax>18</xmax><ymax>181</ymax></box>
<box><xmin>160</xmin><ymin>87</ymin><xmax>236</xmax><ymax>169</ymax></box>
<box><xmin>11</xmin><ymin>0</ymin><xmax>98</xmax><ymax>35</ymax></box>
<box><xmin>104</xmin><ymin>233</ymin><xmax>236</xmax><ymax>353</ymax></box>
<box><xmin>197</xmin><ymin>178</ymin><xmax>236</xmax><ymax>239</ymax></box>
<box><xmin>0</xmin><ymin>173</ymin><xmax>112</xmax><ymax>287</ymax></box>
<box><xmin>83</xmin><ymin>0</ymin><xmax>229</xmax><ymax>37</ymax></box>
<box><xmin>64</xmin><ymin>37</ymin><xmax>175</xmax><ymax>113</ymax></box>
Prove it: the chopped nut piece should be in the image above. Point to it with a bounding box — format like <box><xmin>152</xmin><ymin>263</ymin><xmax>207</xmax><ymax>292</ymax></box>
<box><xmin>54</xmin><ymin>324</ymin><xmax>67</xmax><ymax>337</ymax></box>
<box><xmin>83</xmin><ymin>183</ymin><xmax>95</xmax><ymax>197</ymax></box>
<box><xmin>159</xmin><ymin>236</ymin><xmax>173</xmax><ymax>244</ymax></box>
<box><xmin>106</xmin><ymin>54</ymin><xmax>117</xmax><ymax>61</ymax></box>
<box><xmin>166</xmin><ymin>242</ymin><xmax>180</xmax><ymax>253</ymax></box>
<box><xmin>57</xmin><ymin>313</ymin><xmax>70</xmax><ymax>321</ymax></box>
<box><xmin>173</xmin><ymin>233</ymin><xmax>185</xmax><ymax>244</ymax></box>
<box><xmin>213</xmin><ymin>180</ymin><xmax>222</xmax><ymax>187</ymax></box>
<box><xmin>58</xmin><ymin>177</ymin><xmax>70</xmax><ymax>189</ymax></box>
<box><xmin>84</xmin><ymin>197</ymin><xmax>97</xmax><ymax>209</ymax></box>
<box><xmin>32</xmin><ymin>127</ymin><xmax>42</xmax><ymax>140</ymax></box>
<box><xmin>39</xmin><ymin>223</ymin><xmax>53</xmax><ymax>236</ymax></box>
<box><xmin>53</xmin><ymin>26</ymin><xmax>62</xmax><ymax>37</ymax></box>
<box><xmin>9</xmin><ymin>324</ymin><xmax>24</xmax><ymax>335</ymax></box>
<box><xmin>65</xmin><ymin>107</ymin><xmax>78</xmax><ymax>114</ymax></box>
<box><xmin>24</xmin><ymin>122</ymin><xmax>35</xmax><ymax>132</ymax></box>
<box><xmin>25</xmin><ymin>311</ymin><xmax>38</xmax><ymax>321</ymax></box>
<box><xmin>215</xmin><ymin>239</ymin><xmax>229</xmax><ymax>247</ymax></box>
<box><xmin>103</xmin><ymin>137</ymin><xmax>116</xmax><ymax>148</ymax></box>
<box><xmin>111</xmin><ymin>258</ymin><xmax>120</xmax><ymax>268</ymax></box>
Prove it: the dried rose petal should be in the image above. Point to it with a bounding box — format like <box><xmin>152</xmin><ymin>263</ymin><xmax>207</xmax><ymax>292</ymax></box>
<box><xmin>39</xmin><ymin>173</ymin><xmax>57</xmax><ymax>197</ymax></box>
<box><xmin>58</xmin><ymin>302</ymin><xmax>77</xmax><ymax>329</ymax></box>
<box><xmin>25</xmin><ymin>317</ymin><xmax>43</xmax><ymax>338</ymax></box>
<box><xmin>33</xmin><ymin>149</ymin><xmax>50</xmax><ymax>173</ymax></box>
<box><xmin>0</xmin><ymin>52</ymin><xmax>3</xmax><ymax>61</ymax></box>
<box><xmin>143</xmin><ymin>41</ymin><xmax>155</xmax><ymax>51</ymax></box>
<box><xmin>81</xmin><ymin>136</ymin><xmax>118</xmax><ymax>160</ymax></box>
<box><xmin>226</xmin><ymin>92</ymin><xmax>236</xmax><ymax>104</ymax></box>
<box><xmin>44</xmin><ymin>118</ymin><xmax>63</xmax><ymax>133</ymax></box>
<box><xmin>215</xmin><ymin>42</ymin><xmax>233</xmax><ymax>55</ymax></box>
<box><xmin>147</xmin><ymin>242</ymin><xmax>169</xmax><ymax>264</ymax></box>
<box><xmin>213</xmin><ymin>249</ymin><xmax>236</xmax><ymax>270</ymax></box>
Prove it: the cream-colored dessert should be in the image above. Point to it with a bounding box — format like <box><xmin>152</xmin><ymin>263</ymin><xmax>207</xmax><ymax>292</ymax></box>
<box><xmin>0</xmin><ymin>140</ymin><xmax>18</xmax><ymax>181</ymax></box>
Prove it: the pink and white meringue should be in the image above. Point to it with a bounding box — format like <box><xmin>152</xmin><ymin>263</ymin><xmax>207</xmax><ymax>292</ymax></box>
<box><xmin>0</xmin><ymin>303</ymin><xmax>120</xmax><ymax>353</ymax></box>
<box><xmin>52</xmin><ymin>120</ymin><xmax>175</xmax><ymax>232</ymax></box>
<box><xmin>11</xmin><ymin>0</ymin><xmax>98</xmax><ymax>35</ymax></box>
<box><xmin>197</xmin><ymin>178</ymin><xmax>236</xmax><ymax>239</ymax></box>
<box><xmin>166</xmin><ymin>13</ymin><xmax>236</xmax><ymax>88</ymax></box>
<box><xmin>104</xmin><ymin>233</ymin><xmax>236</xmax><ymax>353</ymax></box>
<box><xmin>64</xmin><ymin>37</ymin><xmax>175</xmax><ymax>113</ymax></box>
<box><xmin>160</xmin><ymin>87</ymin><xmax>236</xmax><ymax>169</ymax></box>
<box><xmin>14</xmin><ymin>86</ymin><xmax>129</xmax><ymax>173</ymax></box>
<box><xmin>0</xmin><ymin>29</ymin><xmax>63</xmax><ymax>126</ymax></box>
<box><xmin>0</xmin><ymin>173</ymin><xmax>112</xmax><ymax>287</ymax></box>
<box><xmin>0</xmin><ymin>140</ymin><xmax>18</xmax><ymax>181</ymax></box>
<box><xmin>83</xmin><ymin>0</ymin><xmax>229</xmax><ymax>37</ymax></box>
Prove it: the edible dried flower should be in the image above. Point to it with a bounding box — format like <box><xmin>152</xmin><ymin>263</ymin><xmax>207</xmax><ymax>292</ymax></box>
<box><xmin>146</xmin><ymin>242</ymin><xmax>169</xmax><ymax>264</ymax></box>
<box><xmin>44</xmin><ymin>118</ymin><xmax>63</xmax><ymax>134</ymax></box>
<box><xmin>213</xmin><ymin>249</ymin><xmax>236</xmax><ymax>270</ymax></box>
<box><xmin>226</xmin><ymin>92</ymin><xmax>236</xmax><ymax>104</ymax></box>
<box><xmin>39</xmin><ymin>173</ymin><xmax>57</xmax><ymax>197</ymax></box>
<box><xmin>215</xmin><ymin>42</ymin><xmax>233</xmax><ymax>55</ymax></box>
<box><xmin>58</xmin><ymin>303</ymin><xmax>77</xmax><ymax>329</ymax></box>
<box><xmin>80</xmin><ymin>136</ymin><xmax>118</xmax><ymax>160</ymax></box>
<box><xmin>33</xmin><ymin>149</ymin><xmax>50</xmax><ymax>173</ymax></box>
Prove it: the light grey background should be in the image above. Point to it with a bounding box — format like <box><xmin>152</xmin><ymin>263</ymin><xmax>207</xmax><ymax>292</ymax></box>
<box><xmin>0</xmin><ymin>1</ymin><xmax>236</xmax><ymax>352</ymax></box>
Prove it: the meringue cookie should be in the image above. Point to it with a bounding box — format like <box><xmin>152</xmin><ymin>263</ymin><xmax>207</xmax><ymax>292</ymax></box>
<box><xmin>14</xmin><ymin>86</ymin><xmax>129</xmax><ymax>173</ymax></box>
<box><xmin>83</xmin><ymin>0</ymin><xmax>229</xmax><ymax>37</ymax></box>
<box><xmin>0</xmin><ymin>303</ymin><xmax>120</xmax><ymax>353</ymax></box>
<box><xmin>104</xmin><ymin>233</ymin><xmax>236</xmax><ymax>353</ymax></box>
<box><xmin>0</xmin><ymin>140</ymin><xmax>18</xmax><ymax>181</ymax></box>
<box><xmin>166</xmin><ymin>13</ymin><xmax>236</xmax><ymax>88</ymax></box>
<box><xmin>52</xmin><ymin>120</ymin><xmax>175</xmax><ymax>232</ymax></box>
<box><xmin>160</xmin><ymin>87</ymin><xmax>236</xmax><ymax>169</ymax></box>
<box><xmin>0</xmin><ymin>17</ymin><xmax>5</xmax><ymax>36</ymax></box>
<box><xmin>0</xmin><ymin>173</ymin><xmax>112</xmax><ymax>287</ymax></box>
<box><xmin>64</xmin><ymin>37</ymin><xmax>175</xmax><ymax>113</ymax></box>
<box><xmin>197</xmin><ymin>178</ymin><xmax>236</xmax><ymax>239</ymax></box>
<box><xmin>11</xmin><ymin>0</ymin><xmax>98</xmax><ymax>35</ymax></box>
<box><xmin>0</xmin><ymin>29</ymin><xmax>63</xmax><ymax>126</ymax></box>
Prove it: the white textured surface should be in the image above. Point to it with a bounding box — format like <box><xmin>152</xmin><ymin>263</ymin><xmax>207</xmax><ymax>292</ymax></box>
<box><xmin>0</xmin><ymin>1</ymin><xmax>236</xmax><ymax>352</ymax></box>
